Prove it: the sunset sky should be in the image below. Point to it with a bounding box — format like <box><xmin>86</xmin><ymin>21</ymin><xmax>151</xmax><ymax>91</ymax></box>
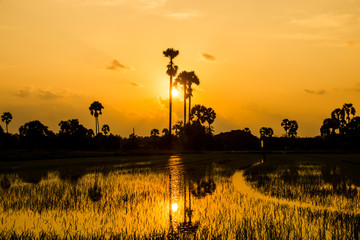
<box><xmin>1</xmin><ymin>0</ymin><xmax>360</xmax><ymax>137</ymax></box>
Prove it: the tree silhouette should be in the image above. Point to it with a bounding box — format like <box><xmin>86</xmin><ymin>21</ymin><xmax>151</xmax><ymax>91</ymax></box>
<box><xmin>163</xmin><ymin>48</ymin><xmax>179</xmax><ymax>139</ymax></box>
<box><xmin>19</xmin><ymin>120</ymin><xmax>54</xmax><ymax>139</ymax></box>
<box><xmin>187</xmin><ymin>72</ymin><xmax>200</xmax><ymax>123</ymax></box>
<box><xmin>162</xmin><ymin>128</ymin><xmax>169</xmax><ymax>136</ymax></box>
<box><xmin>59</xmin><ymin>119</ymin><xmax>88</xmax><ymax>136</ymax></box>
<box><xmin>172</xmin><ymin>121</ymin><xmax>183</xmax><ymax>137</ymax></box>
<box><xmin>259</xmin><ymin>127</ymin><xmax>274</xmax><ymax>138</ymax></box>
<box><xmin>102</xmin><ymin>124</ymin><xmax>110</xmax><ymax>136</ymax></box>
<box><xmin>320</xmin><ymin>118</ymin><xmax>338</xmax><ymax>136</ymax></box>
<box><xmin>204</xmin><ymin>108</ymin><xmax>216</xmax><ymax>133</ymax></box>
<box><xmin>341</xmin><ymin>103</ymin><xmax>356</xmax><ymax>124</ymax></box>
<box><xmin>89</xmin><ymin>101</ymin><xmax>104</xmax><ymax>135</ymax></box>
<box><xmin>1</xmin><ymin>112</ymin><xmax>12</xmax><ymax>134</ymax></box>
<box><xmin>331</xmin><ymin>108</ymin><xmax>342</xmax><ymax>134</ymax></box>
<box><xmin>281</xmin><ymin>119</ymin><xmax>291</xmax><ymax>137</ymax></box>
<box><xmin>243</xmin><ymin>128</ymin><xmax>251</xmax><ymax>134</ymax></box>
<box><xmin>174</xmin><ymin>71</ymin><xmax>191</xmax><ymax>124</ymax></box>
<box><xmin>190</xmin><ymin>105</ymin><xmax>207</xmax><ymax>124</ymax></box>
<box><xmin>151</xmin><ymin>128</ymin><xmax>160</xmax><ymax>137</ymax></box>
<box><xmin>347</xmin><ymin>116</ymin><xmax>360</xmax><ymax>136</ymax></box>
<box><xmin>288</xmin><ymin>120</ymin><xmax>298</xmax><ymax>138</ymax></box>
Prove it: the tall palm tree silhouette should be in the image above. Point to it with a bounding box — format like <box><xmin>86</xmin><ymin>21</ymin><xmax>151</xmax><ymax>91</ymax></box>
<box><xmin>89</xmin><ymin>101</ymin><xmax>104</xmax><ymax>135</ymax></box>
<box><xmin>187</xmin><ymin>72</ymin><xmax>200</xmax><ymax>123</ymax></box>
<box><xmin>163</xmin><ymin>48</ymin><xmax>179</xmax><ymax>140</ymax></box>
<box><xmin>281</xmin><ymin>119</ymin><xmax>290</xmax><ymax>137</ymax></box>
<box><xmin>1</xmin><ymin>112</ymin><xmax>12</xmax><ymax>134</ymax></box>
<box><xmin>175</xmin><ymin>71</ymin><xmax>192</xmax><ymax>124</ymax></box>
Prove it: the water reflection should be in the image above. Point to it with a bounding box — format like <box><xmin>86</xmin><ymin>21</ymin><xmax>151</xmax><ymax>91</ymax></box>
<box><xmin>167</xmin><ymin>155</ymin><xmax>216</xmax><ymax>238</ymax></box>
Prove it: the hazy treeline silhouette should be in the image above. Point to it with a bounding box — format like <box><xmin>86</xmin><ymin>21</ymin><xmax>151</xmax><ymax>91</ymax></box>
<box><xmin>1</xmin><ymin>102</ymin><xmax>360</xmax><ymax>152</ymax></box>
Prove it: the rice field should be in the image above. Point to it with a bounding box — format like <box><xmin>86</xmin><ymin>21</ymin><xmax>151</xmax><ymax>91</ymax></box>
<box><xmin>0</xmin><ymin>153</ymin><xmax>359</xmax><ymax>239</ymax></box>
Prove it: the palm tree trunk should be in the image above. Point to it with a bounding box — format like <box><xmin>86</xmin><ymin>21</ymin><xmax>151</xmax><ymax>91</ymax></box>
<box><xmin>184</xmin><ymin>84</ymin><xmax>186</xmax><ymax>124</ymax></box>
<box><xmin>169</xmin><ymin>75</ymin><xmax>173</xmax><ymax>140</ymax></box>
<box><xmin>95</xmin><ymin>117</ymin><xmax>97</xmax><ymax>135</ymax></box>
<box><xmin>188</xmin><ymin>94</ymin><xmax>191</xmax><ymax>124</ymax></box>
<box><xmin>6</xmin><ymin>124</ymin><xmax>8</xmax><ymax>134</ymax></box>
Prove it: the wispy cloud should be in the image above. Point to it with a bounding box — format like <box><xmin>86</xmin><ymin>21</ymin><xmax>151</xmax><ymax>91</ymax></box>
<box><xmin>106</xmin><ymin>60</ymin><xmax>130</xmax><ymax>70</ymax></box>
<box><xmin>347</xmin><ymin>40</ymin><xmax>360</xmax><ymax>47</ymax></box>
<box><xmin>137</xmin><ymin>0</ymin><xmax>166</xmax><ymax>9</ymax></box>
<box><xmin>199</xmin><ymin>53</ymin><xmax>216</xmax><ymax>62</ymax></box>
<box><xmin>163</xmin><ymin>10</ymin><xmax>203</xmax><ymax>20</ymax></box>
<box><xmin>14</xmin><ymin>87</ymin><xmax>34</xmax><ymax>98</ymax></box>
<box><xmin>57</xmin><ymin>0</ymin><xmax>166</xmax><ymax>8</ymax></box>
<box><xmin>38</xmin><ymin>89</ymin><xmax>64</xmax><ymax>99</ymax></box>
<box><xmin>304</xmin><ymin>89</ymin><xmax>326</xmax><ymax>95</ymax></box>
<box><xmin>130</xmin><ymin>82</ymin><xmax>143</xmax><ymax>87</ymax></box>
<box><xmin>290</xmin><ymin>13</ymin><xmax>354</xmax><ymax>28</ymax></box>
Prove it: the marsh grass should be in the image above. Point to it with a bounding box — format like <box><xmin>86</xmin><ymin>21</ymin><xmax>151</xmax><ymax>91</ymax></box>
<box><xmin>0</xmin><ymin>154</ymin><xmax>360</xmax><ymax>239</ymax></box>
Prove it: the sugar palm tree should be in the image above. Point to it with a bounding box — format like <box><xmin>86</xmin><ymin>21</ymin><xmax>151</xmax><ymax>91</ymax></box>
<box><xmin>174</xmin><ymin>71</ymin><xmax>191</xmax><ymax>124</ymax></box>
<box><xmin>281</xmin><ymin>119</ymin><xmax>290</xmax><ymax>137</ymax></box>
<box><xmin>163</xmin><ymin>48</ymin><xmax>179</xmax><ymax>138</ymax></box>
<box><xmin>341</xmin><ymin>103</ymin><xmax>356</xmax><ymax>124</ymax></box>
<box><xmin>89</xmin><ymin>101</ymin><xmax>104</xmax><ymax>135</ymax></box>
<box><xmin>204</xmin><ymin>107</ymin><xmax>216</xmax><ymax>133</ymax></box>
<box><xmin>1</xmin><ymin>112</ymin><xmax>12</xmax><ymax>134</ymax></box>
<box><xmin>187</xmin><ymin>71</ymin><xmax>200</xmax><ymax>123</ymax></box>
<box><xmin>151</xmin><ymin>128</ymin><xmax>160</xmax><ymax>137</ymax></box>
<box><xmin>102</xmin><ymin>124</ymin><xmax>110</xmax><ymax>136</ymax></box>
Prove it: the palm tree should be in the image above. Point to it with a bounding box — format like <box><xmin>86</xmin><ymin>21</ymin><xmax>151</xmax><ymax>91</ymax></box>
<box><xmin>89</xmin><ymin>101</ymin><xmax>104</xmax><ymax>135</ymax></box>
<box><xmin>204</xmin><ymin>107</ymin><xmax>216</xmax><ymax>133</ymax></box>
<box><xmin>151</xmin><ymin>128</ymin><xmax>160</xmax><ymax>137</ymax></box>
<box><xmin>331</xmin><ymin>108</ymin><xmax>342</xmax><ymax>134</ymax></box>
<box><xmin>162</xmin><ymin>128</ymin><xmax>169</xmax><ymax>136</ymax></box>
<box><xmin>341</xmin><ymin>103</ymin><xmax>356</xmax><ymax>124</ymax></box>
<box><xmin>102</xmin><ymin>124</ymin><xmax>110</xmax><ymax>136</ymax></box>
<box><xmin>190</xmin><ymin>105</ymin><xmax>207</xmax><ymax>124</ymax></box>
<box><xmin>260</xmin><ymin>127</ymin><xmax>274</xmax><ymax>138</ymax></box>
<box><xmin>281</xmin><ymin>119</ymin><xmax>290</xmax><ymax>137</ymax></box>
<box><xmin>187</xmin><ymin>71</ymin><xmax>200</xmax><ymax>123</ymax></box>
<box><xmin>288</xmin><ymin>120</ymin><xmax>298</xmax><ymax>138</ymax></box>
<box><xmin>172</xmin><ymin>121</ymin><xmax>183</xmax><ymax>136</ymax></box>
<box><xmin>163</xmin><ymin>48</ymin><xmax>179</xmax><ymax>138</ymax></box>
<box><xmin>1</xmin><ymin>112</ymin><xmax>13</xmax><ymax>134</ymax></box>
<box><xmin>174</xmin><ymin>71</ymin><xmax>191</xmax><ymax>124</ymax></box>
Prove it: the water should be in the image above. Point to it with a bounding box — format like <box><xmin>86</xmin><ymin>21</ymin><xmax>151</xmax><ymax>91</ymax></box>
<box><xmin>0</xmin><ymin>153</ymin><xmax>359</xmax><ymax>239</ymax></box>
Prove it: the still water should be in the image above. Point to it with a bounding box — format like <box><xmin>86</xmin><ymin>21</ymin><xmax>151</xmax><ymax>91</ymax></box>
<box><xmin>0</xmin><ymin>153</ymin><xmax>359</xmax><ymax>239</ymax></box>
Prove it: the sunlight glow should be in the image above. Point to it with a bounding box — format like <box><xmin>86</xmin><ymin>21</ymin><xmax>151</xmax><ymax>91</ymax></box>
<box><xmin>171</xmin><ymin>203</ymin><xmax>178</xmax><ymax>212</ymax></box>
<box><xmin>172</xmin><ymin>88</ymin><xmax>179</xmax><ymax>97</ymax></box>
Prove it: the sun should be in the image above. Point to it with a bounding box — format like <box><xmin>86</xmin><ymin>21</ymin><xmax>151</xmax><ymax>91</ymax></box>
<box><xmin>171</xmin><ymin>203</ymin><xmax>178</xmax><ymax>212</ymax></box>
<box><xmin>172</xmin><ymin>88</ymin><xmax>179</xmax><ymax>97</ymax></box>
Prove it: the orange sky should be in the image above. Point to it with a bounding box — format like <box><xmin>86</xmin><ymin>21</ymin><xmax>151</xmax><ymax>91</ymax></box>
<box><xmin>1</xmin><ymin>0</ymin><xmax>360</xmax><ymax>137</ymax></box>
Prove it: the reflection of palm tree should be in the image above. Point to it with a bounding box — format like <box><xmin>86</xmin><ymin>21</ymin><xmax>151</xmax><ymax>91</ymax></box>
<box><xmin>163</xmin><ymin>48</ymin><xmax>179</xmax><ymax>139</ymax></box>
<box><xmin>0</xmin><ymin>176</ymin><xmax>11</xmax><ymax>190</ymax></box>
<box><xmin>88</xmin><ymin>173</ymin><xmax>102</xmax><ymax>202</ymax></box>
<box><xmin>1</xmin><ymin>112</ymin><xmax>12</xmax><ymax>134</ymax></box>
<box><xmin>89</xmin><ymin>101</ymin><xmax>104</xmax><ymax>135</ymax></box>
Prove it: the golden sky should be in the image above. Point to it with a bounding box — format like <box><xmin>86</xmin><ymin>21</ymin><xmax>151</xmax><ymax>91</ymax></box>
<box><xmin>1</xmin><ymin>0</ymin><xmax>360</xmax><ymax>137</ymax></box>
